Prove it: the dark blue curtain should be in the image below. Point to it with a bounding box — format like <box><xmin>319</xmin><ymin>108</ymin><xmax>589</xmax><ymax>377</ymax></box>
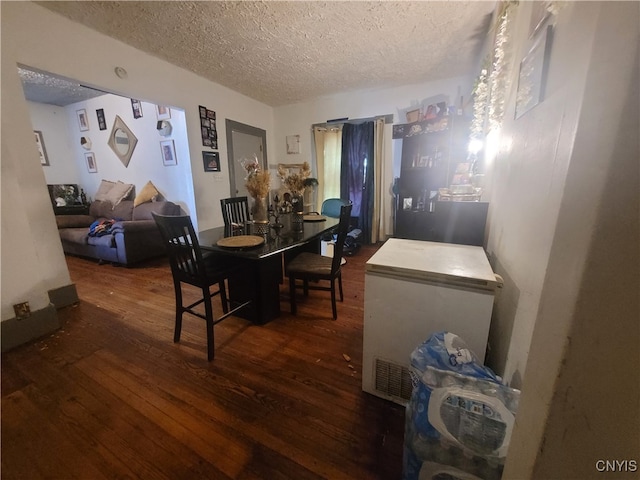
<box><xmin>340</xmin><ymin>122</ymin><xmax>374</xmax><ymax>243</ymax></box>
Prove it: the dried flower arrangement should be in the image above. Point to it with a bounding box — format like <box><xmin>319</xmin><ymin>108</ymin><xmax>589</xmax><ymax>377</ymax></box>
<box><xmin>242</xmin><ymin>155</ymin><xmax>270</xmax><ymax>199</ymax></box>
<box><xmin>277</xmin><ymin>161</ymin><xmax>311</xmax><ymax>196</ymax></box>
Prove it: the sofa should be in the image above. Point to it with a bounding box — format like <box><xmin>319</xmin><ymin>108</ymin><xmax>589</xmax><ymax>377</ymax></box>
<box><xmin>55</xmin><ymin>199</ymin><xmax>180</xmax><ymax>266</ymax></box>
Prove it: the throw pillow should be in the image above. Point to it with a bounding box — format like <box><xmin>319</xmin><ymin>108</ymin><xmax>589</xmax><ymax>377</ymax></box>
<box><xmin>134</xmin><ymin>181</ymin><xmax>160</xmax><ymax>207</ymax></box>
<box><xmin>104</xmin><ymin>182</ymin><xmax>134</xmax><ymax>208</ymax></box>
<box><xmin>94</xmin><ymin>179</ymin><xmax>116</xmax><ymax>202</ymax></box>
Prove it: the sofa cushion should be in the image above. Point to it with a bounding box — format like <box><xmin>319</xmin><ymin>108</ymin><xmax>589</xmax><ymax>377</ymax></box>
<box><xmin>111</xmin><ymin>200</ymin><xmax>134</xmax><ymax>220</ymax></box>
<box><xmin>87</xmin><ymin>234</ymin><xmax>115</xmax><ymax>248</ymax></box>
<box><xmin>104</xmin><ymin>182</ymin><xmax>134</xmax><ymax>207</ymax></box>
<box><xmin>56</xmin><ymin>214</ymin><xmax>94</xmax><ymax>229</ymax></box>
<box><xmin>89</xmin><ymin>200</ymin><xmax>134</xmax><ymax>220</ymax></box>
<box><xmin>94</xmin><ymin>179</ymin><xmax>116</xmax><ymax>202</ymax></box>
<box><xmin>133</xmin><ymin>201</ymin><xmax>180</xmax><ymax>221</ymax></box>
<box><xmin>134</xmin><ymin>181</ymin><xmax>160</xmax><ymax>207</ymax></box>
<box><xmin>90</xmin><ymin>200</ymin><xmax>111</xmax><ymax>218</ymax></box>
<box><xmin>58</xmin><ymin>227</ymin><xmax>89</xmax><ymax>245</ymax></box>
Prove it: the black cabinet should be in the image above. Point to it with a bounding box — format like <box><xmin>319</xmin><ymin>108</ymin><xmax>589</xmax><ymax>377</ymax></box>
<box><xmin>394</xmin><ymin>116</ymin><xmax>488</xmax><ymax>245</ymax></box>
<box><xmin>395</xmin><ymin>201</ymin><xmax>489</xmax><ymax>246</ymax></box>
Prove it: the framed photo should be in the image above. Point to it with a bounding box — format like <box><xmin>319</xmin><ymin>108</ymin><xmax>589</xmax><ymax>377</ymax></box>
<box><xmin>85</xmin><ymin>152</ymin><xmax>97</xmax><ymax>173</ymax></box>
<box><xmin>203</xmin><ymin>151</ymin><xmax>220</xmax><ymax>172</ymax></box>
<box><xmin>34</xmin><ymin>130</ymin><xmax>49</xmax><ymax>166</ymax></box>
<box><xmin>96</xmin><ymin>108</ymin><xmax>107</xmax><ymax>131</ymax></box>
<box><xmin>515</xmin><ymin>25</ymin><xmax>553</xmax><ymax>119</ymax></box>
<box><xmin>76</xmin><ymin>109</ymin><xmax>89</xmax><ymax>131</ymax></box>
<box><xmin>286</xmin><ymin>135</ymin><xmax>300</xmax><ymax>154</ymax></box>
<box><xmin>156</xmin><ymin>105</ymin><xmax>171</xmax><ymax>120</ymax></box>
<box><xmin>406</xmin><ymin>108</ymin><xmax>420</xmax><ymax>123</ymax></box>
<box><xmin>131</xmin><ymin>99</ymin><xmax>143</xmax><ymax>119</ymax></box>
<box><xmin>160</xmin><ymin>139</ymin><xmax>177</xmax><ymax>166</ymax></box>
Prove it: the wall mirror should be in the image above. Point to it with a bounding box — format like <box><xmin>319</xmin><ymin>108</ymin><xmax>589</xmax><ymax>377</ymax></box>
<box><xmin>108</xmin><ymin>115</ymin><xmax>138</xmax><ymax>167</ymax></box>
<box><xmin>226</xmin><ymin>119</ymin><xmax>267</xmax><ymax>198</ymax></box>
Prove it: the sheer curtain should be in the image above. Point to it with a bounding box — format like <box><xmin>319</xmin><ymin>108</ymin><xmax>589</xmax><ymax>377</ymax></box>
<box><xmin>371</xmin><ymin>118</ymin><xmax>385</xmax><ymax>243</ymax></box>
<box><xmin>313</xmin><ymin>125</ymin><xmax>342</xmax><ymax>210</ymax></box>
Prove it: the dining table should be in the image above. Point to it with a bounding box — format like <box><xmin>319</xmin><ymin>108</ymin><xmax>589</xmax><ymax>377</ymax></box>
<box><xmin>198</xmin><ymin>215</ymin><xmax>339</xmax><ymax>324</ymax></box>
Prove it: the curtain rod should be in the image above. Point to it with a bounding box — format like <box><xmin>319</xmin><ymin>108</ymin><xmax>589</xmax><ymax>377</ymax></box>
<box><xmin>312</xmin><ymin>113</ymin><xmax>393</xmax><ymax>130</ymax></box>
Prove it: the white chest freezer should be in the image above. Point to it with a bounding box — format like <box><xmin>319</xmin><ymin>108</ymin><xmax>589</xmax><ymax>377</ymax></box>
<box><xmin>362</xmin><ymin>239</ymin><xmax>501</xmax><ymax>405</ymax></box>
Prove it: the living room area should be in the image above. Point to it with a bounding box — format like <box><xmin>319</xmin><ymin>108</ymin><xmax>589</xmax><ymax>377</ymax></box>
<box><xmin>2</xmin><ymin>2</ymin><xmax>638</xmax><ymax>479</ymax></box>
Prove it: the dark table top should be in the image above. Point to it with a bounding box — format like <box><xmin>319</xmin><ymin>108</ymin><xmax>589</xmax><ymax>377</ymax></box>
<box><xmin>198</xmin><ymin>216</ymin><xmax>339</xmax><ymax>259</ymax></box>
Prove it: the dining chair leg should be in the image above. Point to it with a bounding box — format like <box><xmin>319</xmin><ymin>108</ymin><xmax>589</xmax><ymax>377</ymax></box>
<box><xmin>330</xmin><ymin>280</ymin><xmax>337</xmax><ymax>320</ymax></box>
<box><xmin>289</xmin><ymin>275</ymin><xmax>297</xmax><ymax>315</ymax></box>
<box><xmin>219</xmin><ymin>280</ymin><xmax>229</xmax><ymax>313</ymax></box>
<box><xmin>173</xmin><ymin>280</ymin><xmax>183</xmax><ymax>343</ymax></box>
<box><xmin>203</xmin><ymin>286</ymin><xmax>215</xmax><ymax>361</ymax></box>
<box><xmin>338</xmin><ymin>274</ymin><xmax>344</xmax><ymax>302</ymax></box>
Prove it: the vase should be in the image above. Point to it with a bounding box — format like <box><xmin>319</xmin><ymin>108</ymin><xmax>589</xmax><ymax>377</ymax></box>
<box><xmin>291</xmin><ymin>193</ymin><xmax>304</xmax><ymax>213</ymax></box>
<box><xmin>251</xmin><ymin>196</ymin><xmax>269</xmax><ymax>223</ymax></box>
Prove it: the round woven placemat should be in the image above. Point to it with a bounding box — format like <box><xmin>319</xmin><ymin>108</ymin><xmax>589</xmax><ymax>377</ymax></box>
<box><xmin>217</xmin><ymin>235</ymin><xmax>265</xmax><ymax>248</ymax></box>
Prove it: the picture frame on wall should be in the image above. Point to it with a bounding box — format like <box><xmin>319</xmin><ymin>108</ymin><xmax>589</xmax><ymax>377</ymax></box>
<box><xmin>34</xmin><ymin>130</ymin><xmax>49</xmax><ymax>166</ymax></box>
<box><xmin>156</xmin><ymin>105</ymin><xmax>171</xmax><ymax>120</ymax></box>
<box><xmin>96</xmin><ymin>108</ymin><xmax>107</xmax><ymax>131</ymax></box>
<box><xmin>160</xmin><ymin>139</ymin><xmax>177</xmax><ymax>166</ymax></box>
<box><xmin>515</xmin><ymin>25</ymin><xmax>553</xmax><ymax>119</ymax></box>
<box><xmin>85</xmin><ymin>152</ymin><xmax>97</xmax><ymax>173</ymax></box>
<box><xmin>202</xmin><ymin>151</ymin><xmax>220</xmax><ymax>172</ymax></box>
<box><xmin>286</xmin><ymin>134</ymin><xmax>300</xmax><ymax>154</ymax></box>
<box><xmin>76</xmin><ymin>109</ymin><xmax>89</xmax><ymax>131</ymax></box>
<box><xmin>131</xmin><ymin>99</ymin><xmax>143</xmax><ymax>119</ymax></box>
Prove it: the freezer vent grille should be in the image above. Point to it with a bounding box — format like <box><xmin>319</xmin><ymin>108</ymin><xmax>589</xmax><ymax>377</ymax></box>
<box><xmin>374</xmin><ymin>358</ymin><xmax>412</xmax><ymax>401</ymax></box>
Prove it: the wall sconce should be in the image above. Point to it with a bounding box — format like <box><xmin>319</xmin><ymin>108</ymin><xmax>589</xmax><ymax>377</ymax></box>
<box><xmin>80</xmin><ymin>137</ymin><xmax>92</xmax><ymax>150</ymax></box>
<box><xmin>157</xmin><ymin>120</ymin><xmax>172</xmax><ymax>137</ymax></box>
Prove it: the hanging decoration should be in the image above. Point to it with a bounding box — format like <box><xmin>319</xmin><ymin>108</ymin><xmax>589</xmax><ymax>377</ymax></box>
<box><xmin>470</xmin><ymin>1</ymin><xmax>517</xmax><ymax>140</ymax></box>
<box><xmin>488</xmin><ymin>2</ymin><xmax>516</xmax><ymax>132</ymax></box>
<box><xmin>471</xmin><ymin>62</ymin><xmax>490</xmax><ymax>140</ymax></box>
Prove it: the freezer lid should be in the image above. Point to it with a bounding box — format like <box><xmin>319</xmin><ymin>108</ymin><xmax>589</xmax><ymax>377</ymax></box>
<box><xmin>366</xmin><ymin>238</ymin><xmax>498</xmax><ymax>289</ymax></box>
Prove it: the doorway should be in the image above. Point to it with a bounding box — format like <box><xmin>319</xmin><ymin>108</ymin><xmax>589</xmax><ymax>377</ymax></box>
<box><xmin>225</xmin><ymin>119</ymin><xmax>268</xmax><ymax>198</ymax></box>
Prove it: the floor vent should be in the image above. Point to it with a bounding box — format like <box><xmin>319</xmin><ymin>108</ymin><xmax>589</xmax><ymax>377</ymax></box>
<box><xmin>374</xmin><ymin>358</ymin><xmax>413</xmax><ymax>401</ymax></box>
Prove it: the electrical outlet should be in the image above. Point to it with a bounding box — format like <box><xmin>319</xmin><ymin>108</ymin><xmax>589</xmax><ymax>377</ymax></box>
<box><xmin>13</xmin><ymin>302</ymin><xmax>30</xmax><ymax>319</ymax></box>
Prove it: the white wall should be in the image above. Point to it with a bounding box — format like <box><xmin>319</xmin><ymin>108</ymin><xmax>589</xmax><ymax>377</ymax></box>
<box><xmin>482</xmin><ymin>1</ymin><xmax>601</xmax><ymax>387</ymax></box>
<box><xmin>29</xmin><ymin>95</ymin><xmax>194</xmax><ymax>215</ymax></box>
<box><xmin>1</xmin><ymin>1</ymin><xmax>274</xmax><ymax>322</ymax></box>
<box><xmin>28</xmin><ymin>101</ymin><xmax>79</xmax><ymax>186</ymax></box>
<box><xmin>484</xmin><ymin>2</ymin><xmax>639</xmax><ymax>477</ymax></box>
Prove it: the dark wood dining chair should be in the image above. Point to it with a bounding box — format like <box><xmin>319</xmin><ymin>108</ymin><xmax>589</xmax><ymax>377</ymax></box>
<box><xmin>220</xmin><ymin>196</ymin><xmax>250</xmax><ymax>230</ymax></box>
<box><xmin>286</xmin><ymin>203</ymin><xmax>352</xmax><ymax>320</ymax></box>
<box><xmin>152</xmin><ymin>213</ymin><xmax>251</xmax><ymax>360</ymax></box>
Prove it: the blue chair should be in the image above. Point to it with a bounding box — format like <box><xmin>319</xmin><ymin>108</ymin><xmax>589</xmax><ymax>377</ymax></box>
<box><xmin>321</xmin><ymin>198</ymin><xmax>350</xmax><ymax>218</ymax></box>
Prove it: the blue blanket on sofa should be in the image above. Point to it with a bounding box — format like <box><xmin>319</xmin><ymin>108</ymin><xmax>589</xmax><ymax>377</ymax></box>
<box><xmin>88</xmin><ymin>219</ymin><xmax>117</xmax><ymax>237</ymax></box>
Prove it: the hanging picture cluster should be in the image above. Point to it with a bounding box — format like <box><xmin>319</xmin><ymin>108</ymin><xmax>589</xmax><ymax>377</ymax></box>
<box><xmin>199</xmin><ymin>105</ymin><xmax>220</xmax><ymax>172</ymax></box>
<box><xmin>199</xmin><ymin>105</ymin><xmax>218</xmax><ymax>149</ymax></box>
<box><xmin>75</xmin><ymin>108</ymin><xmax>98</xmax><ymax>173</ymax></box>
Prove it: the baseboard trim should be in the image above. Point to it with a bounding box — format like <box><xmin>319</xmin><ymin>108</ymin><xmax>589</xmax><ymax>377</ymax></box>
<box><xmin>48</xmin><ymin>283</ymin><xmax>79</xmax><ymax>309</ymax></box>
<box><xmin>1</xmin><ymin>303</ymin><xmax>60</xmax><ymax>352</ymax></box>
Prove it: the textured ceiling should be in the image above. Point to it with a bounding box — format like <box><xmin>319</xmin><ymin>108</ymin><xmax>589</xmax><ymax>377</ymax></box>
<box><xmin>36</xmin><ymin>1</ymin><xmax>496</xmax><ymax>107</ymax></box>
<box><xmin>19</xmin><ymin>67</ymin><xmax>108</xmax><ymax>107</ymax></box>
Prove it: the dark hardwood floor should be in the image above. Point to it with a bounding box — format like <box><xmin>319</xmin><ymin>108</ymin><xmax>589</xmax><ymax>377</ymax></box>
<box><xmin>1</xmin><ymin>244</ymin><xmax>406</xmax><ymax>479</ymax></box>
